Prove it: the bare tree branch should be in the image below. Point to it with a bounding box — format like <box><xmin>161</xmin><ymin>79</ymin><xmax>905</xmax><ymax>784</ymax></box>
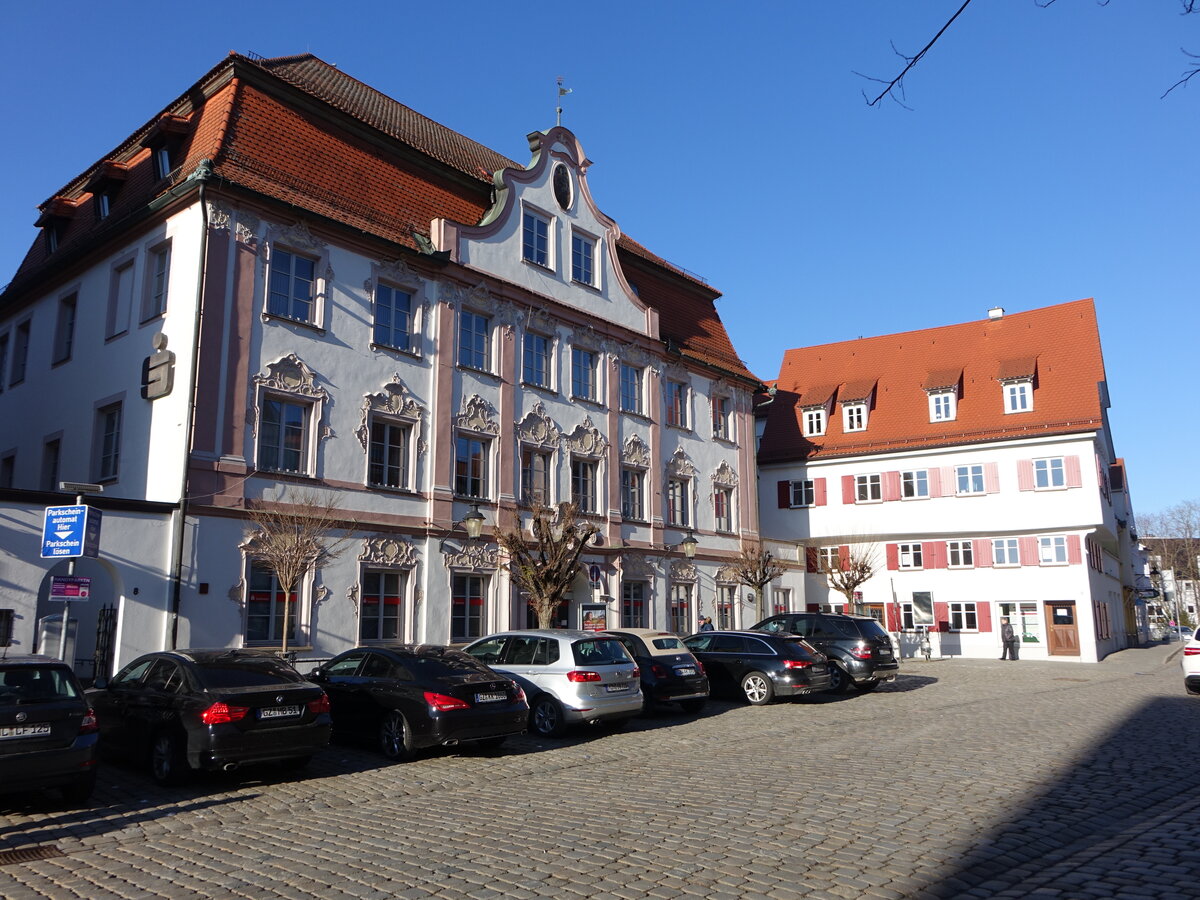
<box><xmin>1162</xmin><ymin>47</ymin><xmax>1200</xmax><ymax>96</ymax></box>
<box><xmin>816</xmin><ymin>542</ymin><xmax>881</xmax><ymax>613</ymax></box>
<box><xmin>861</xmin><ymin>0</ymin><xmax>975</xmax><ymax>107</ymax></box>
<box><xmin>728</xmin><ymin>543</ymin><xmax>787</xmax><ymax>623</ymax></box>
<box><xmin>496</xmin><ymin>503</ymin><xmax>599</xmax><ymax>629</ymax></box>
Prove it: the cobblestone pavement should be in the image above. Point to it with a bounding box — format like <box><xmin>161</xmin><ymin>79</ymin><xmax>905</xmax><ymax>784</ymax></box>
<box><xmin>2</xmin><ymin>641</ymin><xmax>1198</xmax><ymax>899</ymax></box>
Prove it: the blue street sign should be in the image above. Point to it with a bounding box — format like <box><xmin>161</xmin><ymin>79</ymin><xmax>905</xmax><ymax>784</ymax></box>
<box><xmin>40</xmin><ymin>505</ymin><xmax>103</xmax><ymax>559</ymax></box>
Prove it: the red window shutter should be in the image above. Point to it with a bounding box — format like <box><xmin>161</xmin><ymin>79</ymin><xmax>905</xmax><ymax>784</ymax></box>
<box><xmin>1065</xmin><ymin>456</ymin><xmax>1082</xmax><ymax>488</ymax></box>
<box><xmin>985</xmin><ymin>462</ymin><xmax>1000</xmax><ymax>494</ymax></box>
<box><xmin>1017</xmin><ymin>460</ymin><xmax>1035</xmax><ymax>492</ymax></box>
<box><xmin>933</xmin><ymin>601</ymin><xmax>950</xmax><ymax>632</ymax></box>
<box><xmin>941</xmin><ymin>466</ymin><xmax>957</xmax><ymax>494</ymax></box>
<box><xmin>886</xmin><ymin>543</ymin><xmax>899</xmax><ymax>571</ymax></box>
<box><xmin>973</xmin><ymin>538</ymin><xmax>993</xmax><ymax>567</ymax></box>
<box><xmin>1067</xmin><ymin>534</ymin><xmax>1083</xmax><ymax>565</ymax></box>
<box><xmin>842</xmin><ymin>475</ymin><xmax>855</xmax><ymax>504</ymax></box>
<box><xmin>922</xmin><ymin>541</ymin><xmax>942</xmax><ymax>569</ymax></box>
<box><xmin>1019</xmin><ymin>536</ymin><xmax>1039</xmax><ymax>566</ymax></box>
<box><xmin>838</xmin><ymin>545</ymin><xmax>850</xmax><ymax>569</ymax></box>
<box><xmin>882</xmin><ymin>471</ymin><xmax>901</xmax><ymax>501</ymax></box>
<box><xmin>777</xmin><ymin>480</ymin><xmax>791</xmax><ymax>508</ymax></box>
<box><xmin>928</xmin><ymin>468</ymin><xmax>942</xmax><ymax>498</ymax></box>
<box><xmin>976</xmin><ymin>602</ymin><xmax>993</xmax><ymax>632</ymax></box>
<box><xmin>806</xmin><ymin>547</ymin><xmax>819</xmax><ymax>573</ymax></box>
<box><xmin>814</xmin><ymin>478</ymin><xmax>827</xmax><ymax>506</ymax></box>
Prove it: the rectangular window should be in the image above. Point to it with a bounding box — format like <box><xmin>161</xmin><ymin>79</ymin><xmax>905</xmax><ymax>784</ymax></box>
<box><xmin>96</xmin><ymin>403</ymin><xmax>122</xmax><ymax>481</ymax></box>
<box><xmin>621</xmin><ymin>468</ymin><xmax>645</xmax><ymax>520</ymax></box>
<box><xmin>1005</xmin><ymin>381</ymin><xmax>1032</xmax><ymax>413</ymax></box>
<box><xmin>898</xmin><ymin>543</ymin><xmax>923</xmax><ymax>570</ymax></box>
<box><xmin>451</xmin><ymin>574</ymin><xmax>486</xmax><ymax>642</ymax></box>
<box><xmin>268</xmin><ymin>248</ymin><xmax>317</xmax><ymax>323</ymax></box>
<box><xmin>247</xmin><ymin>563</ymin><xmax>299</xmax><ymax>644</ymax></box>
<box><xmin>620</xmin><ymin>364</ymin><xmax>643</xmax><ymax>414</ymax></box>
<box><xmin>949</xmin><ymin>602</ymin><xmax>978</xmax><ymax>631</ymax></box>
<box><xmin>0</xmin><ymin>609</ymin><xmax>12</xmax><ymax>647</ymax></box>
<box><xmin>712</xmin><ymin>396</ymin><xmax>732</xmax><ymax>440</ymax></box>
<box><xmin>0</xmin><ymin>332</ymin><xmax>8</xmax><ymax>392</ymax></box>
<box><xmin>622</xmin><ymin>582</ymin><xmax>646</xmax><ymax>627</ymax></box>
<box><xmin>106</xmin><ymin>260</ymin><xmax>135</xmax><ymax>338</ymax></box>
<box><xmin>455</xmin><ymin>435</ymin><xmax>489</xmax><ymax>498</ymax></box>
<box><xmin>259</xmin><ymin>397</ymin><xmax>309</xmax><ymax>474</ymax></box>
<box><xmin>142</xmin><ymin>243</ymin><xmax>171</xmax><ymax>321</ymax></box>
<box><xmin>10</xmin><ymin>321</ymin><xmax>30</xmax><ymax>386</ymax></box>
<box><xmin>716</xmin><ymin>586</ymin><xmax>736</xmax><ymax>630</ymax></box>
<box><xmin>368</xmin><ymin>419</ymin><xmax>411</xmax><ymax>490</ymax></box>
<box><xmin>96</xmin><ymin>193</ymin><xmax>111</xmax><ymax>219</ymax></box>
<box><xmin>956</xmin><ymin>464</ymin><xmax>985</xmax><ymax>495</ymax></box>
<box><xmin>929</xmin><ymin>392</ymin><xmax>956</xmax><ymax>422</ymax></box>
<box><xmin>571</xmin><ymin>458</ymin><xmax>597</xmax><ymax>514</ymax></box>
<box><xmin>459</xmin><ymin>311</ymin><xmax>491</xmax><ymax>371</ymax></box>
<box><xmin>818</xmin><ymin>546</ymin><xmax>839</xmax><ymax>572</ymax></box>
<box><xmin>667</xmin><ymin>478</ymin><xmax>689</xmax><ymax>527</ymax></box>
<box><xmin>901</xmin><ymin>470</ymin><xmax>929</xmax><ymax>499</ymax></box>
<box><xmin>791</xmin><ymin>480</ymin><xmax>815</xmax><ymax>507</ymax></box>
<box><xmin>947</xmin><ymin>540</ymin><xmax>974</xmax><ymax>568</ymax></box>
<box><xmin>41</xmin><ymin>439</ymin><xmax>60</xmax><ymax>492</ymax></box>
<box><xmin>571</xmin><ymin>232</ymin><xmax>595</xmax><ymax>285</ymax></box>
<box><xmin>1034</xmin><ymin>457</ymin><xmax>1066</xmax><ymax>489</ymax></box>
<box><xmin>153</xmin><ymin>146</ymin><xmax>173</xmax><ymax>180</ymax></box>
<box><xmin>53</xmin><ymin>294</ymin><xmax>77</xmax><ymax>364</ymax></box>
<box><xmin>522</xmin><ymin>211</ymin><xmax>550</xmax><ymax>267</ymax></box>
<box><xmin>666</xmin><ymin>381</ymin><xmax>688</xmax><ymax>428</ymax></box>
<box><xmin>373</xmin><ymin>283</ymin><xmax>412</xmax><ymax>351</ymax></box>
<box><xmin>804</xmin><ymin>408</ymin><xmax>826</xmax><ymax>436</ymax></box>
<box><xmin>843</xmin><ymin>404</ymin><xmax>866</xmax><ymax>432</ymax></box>
<box><xmin>715</xmin><ymin>487</ymin><xmax>734</xmax><ymax>533</ymax></box>
<box><xmin>571</xmin><ymin>348</ymin><xmax>596</xmax><ymax>401</ymax></box>
<box><xmin>0</xmin><ymin>453</ymin><xmax>13</xmax><ymax>489</ymax></box>
<box><xmin>773</xmin><ymin>589</ymin><xmax>791</xmax><ymax>616</ymax></box>
<box><xmin>993</xmin><ymin>538</ymin><xmax>1020</xmax><ymax>566</ymax></box>
<box><xmin>856</xmin><ymin>474</ymin><xmax>882</xmax><ymax>502</ymax></box>
<box><xmin>361</xmin><ymin>570</ymin><xmax>405</xmax><ymax>641</ymax></box>
<box><xmin>521</xmin><ymin>448</ymin><xmax>552</xmax><ymax>506</ymax></box>
<box><xmin>523</xmin><ymin>333</ymin><xmax>551</xmax><ymax>388</ymax></box>
<box><xmin>1039</xmin><ymin>535</ymin><xmax>1068</xmax><ymax>565</ymax></box>
<box><xmin>670</xmin><ymin>584</ymin><xmax>692</xmax><ymax>635</ymax></box>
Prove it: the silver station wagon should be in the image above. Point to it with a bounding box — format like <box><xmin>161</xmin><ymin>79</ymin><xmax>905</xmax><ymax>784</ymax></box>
<box><xmin>463</xmin><ymin>630</ymin><xmax>642</xmax><ymax>737</ymax></box>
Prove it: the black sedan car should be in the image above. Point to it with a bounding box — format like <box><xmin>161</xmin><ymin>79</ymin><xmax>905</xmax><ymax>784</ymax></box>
<box><xmin>603</xmin><ymin>629</ymin><xmax>709</xmax><ymax>715</ymax></box>
<box><xmin>751</xmin><ymin>612</ymin><xmax>899</xmax><ymax>693</ymax></box>
<box><xmin>0</xmin><ymin>656</ymin><xmax>98</xmax><ymax>804</ymax></box>
<box><xmin>88</xmin><ymin>649</ymin><xmax>331</xmax><ymax>784</ymax></box>
<box><xmin>683</xmin><ymin>631</ymin><xmax>832</xmax><ymax>705</ymax></box>
<box><xmin>308</xmin><ymin>645</ymin><xmax>528</xmax><ymax>760</ymax></box>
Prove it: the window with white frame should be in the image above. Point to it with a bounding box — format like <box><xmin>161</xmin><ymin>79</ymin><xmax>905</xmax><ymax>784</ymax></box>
<box><xmin>621</xmin><ymin>467</ymin><xmax>645</xmax><ymax>520</ymax></box>
<box><xmin>622</xmin><ymin>582</ymin><xmax>646</xmax><ymax>627</ymax></box>
<box><xmin>791</xmin><ymin>479</ymin><xmax>815</xmax><ymax>507</ymax></box>
<box><xmin>803</xmin><ymin>407</ymin><xmax>827</xmax><ymax>437</ymax></box>
<box><xmin>818</xmin><ymin>546</ymin><xmax>840</xmax><ymax>572</ymax></box>
<box><xmin>458</xmin><ymin>310</ymin><xmax>491</xmax><ymax>371</ymax></box>
<box><xmin>898</xmin><ymin>543</ymin><xmax>923</xmax><ymax>569</ymax></box>
<box><xmin>901</xmin><ymin>470</ymin><xmax>929</xmax><ymax>499</ymax></box>
<box><xmin>716</xmin><ymin>586</ymin><xmax>736</xmax><ymax>630</ymax></box>
<box><xmin>373</xmin><ymin>283</ymin><xmax>412</xmax><ymax>351</ymax></box>
<box><xmin>666</xmin><ymin>380</ymin><xmax>689</xmax><ymax>428</ymax></box>
<box><xmin>571</xmin><ymin>231</ymin><xmax>596</xmax><ymax>286</ymax></box>
<box><xmin>259</xmin><ymin>396</ymin><xmax>311</xmax><ymax>474</ymax></box>
<box><xmin>715</xmin><ymin>487</ymin><xmax>734</xmax><ymax>533</ymax></box>
<box><xmin>843</xmin><ymin>403</ymin><xmax>867</xmax><ymax>432</ymax></box>
<box><xmin>773</xmin><ymin>589</ymin><xmax>791</xmax><ymax>616</ymax></box>
<box><xmin>107</xmin><ymin>258</ymin><xmax>135</xmax><ymax>339</ymax></box>
<box><xmin>247</xmin><ymin>562</ymin><xmax>301</xmax><ymax>644</ymax></box>
<box><xmin>620</xmin><ymin>364</ymin><xmax>643</xmax><ymax>414</ymax></box>
<box><xmin>670</xmin><ymin>584</ymin><xmax>692</xmax><ymax>635</ymax></box>
<box><xmin>1004</xmin><ymin>379</ymin><xmax>1033</xmax><ymax>413</ymax></box>
<box><xmin>53</xmin><ymin>293</ymin><xmax>77</xmax><ymax>364</ymax></box>
<box><xmin>947</xmin><ymin>541</ymin><xmax>974</xmax><ymax>568</ymax></box>
<box><xmin>571</xmin><ymin>458</ymin><xmax>598</xmax><ymax>514</ymax></box>
<box><xmin>95</xmin><ymin>402</ymin><xmax>122</xmax><ymax>481</ymax></box>
<box><xmin>153</xmin><ymin>145</ymin><xmax>173</xmax><ymax>180</ymax></box>
<box><xmin>142</xmin><ymin>241</ymin><xmax>171</xmax><ymax>321</ymax></box>
<box><xmin>451</xmin><ymin>573</ymin><xmax>487</xmax><ymax>642</ymax></box>
<box><xmin>956</xmin><ymin>464</ymin><xmax>985</xmax><ymax>495</ymax></box>
<box><xmin>667</xmin><ymin>478</ymin><xmax>690</xmax><ymax>527</ymax></box>
<box><xmin>522</xmin><ymin>210</ymin><xmax>550</xmax><ymax>267</ymax></box>
<box><xmin>993</xmin><ymin>538</ymin><xmax>1020</xmax><ymax>566</ymax></box>
<box><xmin>571</xmin><ymin>348</ymin><xmax>597</xmax><ymax>401</ymax></box>
<box><xmin>360</xmin><ymin>569</ymin><xmax>406</xmax><ymax>641</ymax></box>
<box><xmin>856</xmin><ymin>473</ymin><xmax>882</xmax><ymax>502</ymax></box>
<box><xmin>929</xmin><ymin>391</ymin><xmax>956</xmax><ymax>422</ymax></box>
<box><xmin>1034</xmin><ymin>457</ymin><xmax>1066</xmax><ymax>489</ymax></box>
<box><xmin>267</xmin><ymin>248</ymin><xmax>317</xmax><ymax>324</ymax></box>
<box><xmin>521</xmin><ymin>448</ymin><xmax>552</xmax><ymax>506</ymax></box>
<box><xmin>712</xmin><ymin>396</ymin><xmax>733</xmax><ymax>440</ymax></box>
<box><xmin>1039</xmin><ymin>535</ymin><xmax>1068</xmax><ymax>565</ymax></box>
<box><xmin>455</xmin><ymin>435</ymin><xmax>489</xmax><ymax>499</ymax></box>
<box><xmin>367</xmin><ymin>418</ymin><xmax>411</xmax><ymax>490</ymax></box>
<box><xmin>523</xmin><ymin>333</ymin><xmax>552</xmax><ymax>388</ymax></box>
<box><xmin>949</xmin><ymin>602</ymin><xmax>978</xmax><ymax>631</ymax></box>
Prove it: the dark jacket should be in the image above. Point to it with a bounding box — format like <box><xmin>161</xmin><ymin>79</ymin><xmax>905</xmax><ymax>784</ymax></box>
<box><xmin>1001</xmin><ymin>623</ymin><xmax>1016</xmax><ymax>642</ymax></box>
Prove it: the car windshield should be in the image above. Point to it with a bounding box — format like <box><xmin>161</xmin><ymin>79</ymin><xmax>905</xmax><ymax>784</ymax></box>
<box><xmin>0</xmin><ymin>665</ymin><xmax>80</xmax><ymax>703</ymax></box>
<box><xmin>571</xmin><ymin>639</ymin><xmax>630</xmax><ymax>665</ymax></box>
<box><xmin>410</xmin><ymin>653</ymin><xmax>491</xmax><ymax>677</ymax></box>
<box><xmin>196</xmin><ymin>660</ymin><xmax>305</xmax><ymax>688</ymax></box>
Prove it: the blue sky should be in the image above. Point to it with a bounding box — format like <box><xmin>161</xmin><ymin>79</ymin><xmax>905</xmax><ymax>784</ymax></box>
<box><xmin>1</xmin><ymin>1</ymin><xmax>1195</xmax><ymax>514</ymax></box>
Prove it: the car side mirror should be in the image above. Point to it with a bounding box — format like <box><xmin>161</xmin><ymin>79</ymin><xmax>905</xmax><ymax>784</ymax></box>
<box><xmin>92</xmin><ymin>676</ymin><xmax>109</xmax><ymax>690</ymax></box>
<box><xmin>307</xmin><ymin>667</ymin><xmax>324</xmax><ymax>680</ymax></box>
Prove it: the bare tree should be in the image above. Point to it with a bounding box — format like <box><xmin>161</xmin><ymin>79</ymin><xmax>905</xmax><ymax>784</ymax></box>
<box><xmin>816</xmin><ymin>542</ymin><xmax>881</xmax><ymax>614</ymax></box>
<box><xmin>728</xmin><ymin>543</ymin><xmax>787</xmax><ymax>623</ymax></box>
<box><xmin>496</xmin><ymin>503</ymin><xmax>599</xmax><ymax>629</ymax></box>
<box><xmin>245</xmin><ymin>491</ymin><xmax>354</xmax><ymax>656</ymax></box>
<box><xmin>1140</xmin><ymin>500</ymin><xmax>1200</xmax><ymax>625</ymax></box>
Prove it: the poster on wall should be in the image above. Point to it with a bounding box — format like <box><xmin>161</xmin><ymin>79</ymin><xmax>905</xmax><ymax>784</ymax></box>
<box><xmin>581</xmin><ymin>604</ymin><xmax>607</xmax><ymax>632</ymax></box>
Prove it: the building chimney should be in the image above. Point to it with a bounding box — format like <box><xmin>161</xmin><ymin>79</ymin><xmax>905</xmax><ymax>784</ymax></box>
<box><xmin>987</xmin><ymin>307</ymin><xmax>1004</xmax><ymax>320</ymax></box>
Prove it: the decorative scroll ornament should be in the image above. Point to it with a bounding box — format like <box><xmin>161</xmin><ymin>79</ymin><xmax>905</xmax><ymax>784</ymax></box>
<box><xmin>525</xmin><ymin>307</ymin><xmax>558</xmax><ymax>335</ymax></box>
<box><xmin>456</xmin><ymin>394</ymin><xmax>500</xmax><ymax>435</ymax></box>
<box><xmin>613</xmin><ymin>344</ymin><xmax>654</xmax><ymax>369</ymax></box>
<box><xmin>314</xmin><ymin>584</ymin><xmax>331</xmax><ymax>607</ymax></box>
<box><xmin>670</xmin><ymin>560</ymin><xmax>698</xmax><ymax>583</ymax></box>
<box><xmin>711</xmin><ymin>460</ymin><xmax>739</xmax><ymax>487</ymax></box>
<box><xmin>358</xmin><ymin>535</ymin><xmax>419</xmax><ymax>569</ymax></box>
<box><xmin>371</xmin><ymin>258</ymin><xmax>420</xmax><ymax>289</ymax></box>
<box><xmin>516</xmin><ymin>402</ymin><xmax>562</xmax><ymax>447</ymax></box>
<box><xmin>621</xmin><ymin>553</ymin><xmax>658</xmax><ymax>578</ymax></box>
<box><xmin>715</xmin><ymin>564</ymin><xmax>738</xmax><ymax>584</ymax></box>
<box><xmin>662</xmin><ymin>361</ymin><xmax>689</xmax><ymax>383</ymax></box>
<box><xmin>666</xmin><ymin>447</ymin><xmax>698</xmax><ymax>479</ymax></box>
<box><xmin>346</xmin><ymin>584</ymin><xmax>360</xmax><ymax>617</ymax></box>
<box><xmin>207</xmin><ymin>200</ymin><xmax>232</xmax><ymax>231</ymax></box>
<box><xmin>273</xmin><ymin>220</ymin><xmax>324</xmax><ymax>253</ymax></box>
<box><xmin>228</xmin><ymin>580</ymin><xmax>244</xmax><ymax>608</ymax></box>
<box><xmin>235</xmin><ymin>211</ymin><xmax>260</xmax><ymax>244</ymax></box>
<box><xmin>442</xmin><ymin>544</ymin><xmax>499</xmax><ymax>570</ymax></box>
<box><xmin>440</xmin><ymin>280</ymin><xmax>493</xmax><ymax>311</ymax></box>
<box><xmin>562</xmin><ymin>416</ymin><xmax>608</xmax><ymax>457</ymax></box>
<box><xmin>622</xmin><ymin>434</ymin><xmax>651</xmax><ymax>468</ymax></box>
<box><xmin>356</xmin><ymin>375</ymin><xmax>426</xmax><ymax>450</ymax></box>
<box><xmin>252</xmin><ymin>354</ymin><xmax>329</xmax><ymax>400</ymax></box>
<box><xmin>571</xmin><ymin>323</ymin><xmax>602</xmax><ymax>350</ymax></box>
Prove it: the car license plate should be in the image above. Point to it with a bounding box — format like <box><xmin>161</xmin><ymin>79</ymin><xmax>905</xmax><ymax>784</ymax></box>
<box><xmin>675</xmin><ymin>667</ymin><xmax>696</xmax><ymax>676</ymax></box>
<box><xmin>259</xmin><ymin>705</ymin><xmax>301</xmax><ymax>720</ymax></box>
<box><xmin>605</xmin><ymin>683</ymin><xmax>629</xmax><ymax>693</ymax></box>
<box><xmin>475</xmin><ymin>692</ymin><xmax>507</xmax><ymax>703</ymax></box>
<box><xmin>0</xmin><ymin>723</ymin><xmax>51</xmax><ymax>739</ymax></box>
<box><xmin>880</xmin><ymin>648</ymin><xmax>892</xmax><ymax>656</ymax></box>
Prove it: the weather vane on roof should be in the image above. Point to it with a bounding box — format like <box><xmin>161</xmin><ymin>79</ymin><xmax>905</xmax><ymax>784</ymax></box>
<box><xmin>556</xmin><ymin>77</ymin><xmax>572</xmax><ymax>126</ymax></box>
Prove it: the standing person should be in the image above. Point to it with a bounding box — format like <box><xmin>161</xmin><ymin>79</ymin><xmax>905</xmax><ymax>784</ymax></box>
<box><xmin>1000</xmin><ymin>617</ymin><xmax>1020</xmax><ymax>660</ymax></box>
<box><xmin>699</xmin><ymin>616</ymin><xmax>715</xmax><ymax>632</ymax></box>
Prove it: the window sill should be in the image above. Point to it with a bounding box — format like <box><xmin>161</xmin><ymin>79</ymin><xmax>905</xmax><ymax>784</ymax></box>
<box><xmin>665</xmin><ymin>423</ymin><xmax>692</xmax><ymax>433</ymax></box>
<box><xmin>993</xmin><ymin>563</ymin><xmax>1021</xmax><ymax>569</ymax></box>
<box><xmin>620</xmin><ymin>408</ymin><xmax>651</xmax><ymax>422</ymax></box>
<box><xmin>955</xmin><ymin>492</ymin><xmax>987</xmax><ymax>498</ymax></box>
<box><xmin>255</xmin><ymin>468</ymin><xmax>319</xmax><ymax>481</ymax></box>
<box><xmin>370</xmin><ymin>341</ymin><xmax>421</xmax><ymax>360</ymax></box>
<box><xmin>947</xmin><ymin>565</ymin><xmax>975</xmax><ymax>571</ymax></box>
<box><xmin>570</xmin><ymin>394</ymin><xmax>605</xmax><ymax>410</ymax></box>
<box><xmin>139</xmin><ymin>313</ymin><xmax>166</xmax><ymax>328</ymax></box>
<box><xmin>712</xmin><ymin>434</ymin><xmax>738</xmax><ymax>448</ymax></box>
<box><xmin>1039</xmin><ymin>561</ymin><xmax>1070</xmax><ymax>567</ymax></box>
<box><xmin>104</xmin><ymin>330</ymin><xmax>129</xmax><ymax>344</ymax></box>
<box><xmin>855</xmin><ymin>499</ymin><xmax>883</xmax><ymax>505</ymax></box>
<box><xmin>898</xmin><ymin>567</ymin><xmax>924</xmax><ymax>572</ymax></box>
<box><xmin>458</xmin><ymin>364</ymin><xmax>501</xmax><ymax>381</ymax></box>
<box><xmin>522</xmin><ymin>258</ymin><xmax>554</xmax><ymax>274</ymax></box>
<box><xmin>51</xmin><ymin>357</ymin><xmax>71</xmax><ymax>369</ymax></box>
<box><xmin>571</xmin><ymin>278</ymin><xmax>601</xmax><ymax>293</ymax></box>
<box><xmin>367</xmin><ymin>483</ymin><xmax>421</xmax><ymax>497</ymax></box>
<box><xmin>521</xmin><ymin>381</ymin><xmax>557</xmax><ymax>396</ymax></box>
<box><xmin>262</xmin><ymin>312</ymin><xmax>325</xmax><ymax>334</ymax></box>
<box><xmin>1033</xmin><ymin>485</ymin><xmax>1069</xmax><ymax>492</ymax></box>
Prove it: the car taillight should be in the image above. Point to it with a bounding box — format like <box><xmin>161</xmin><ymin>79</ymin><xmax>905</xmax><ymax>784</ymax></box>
<box><xmin>1184</xmin><ymin>647</ymin><xmax>1200</xmax><ymax>656</ymax></box>
<box><xmin>695</xmin><ymin>660</ymin><xmax>705</xmax><ymax>674</ymax></box>
<box><xmin>513</xmin><ymin>686</ymin><xmax>527</xmax><ymax>703</ymax></box>
<box><xmin>79</xmin><ymin>707</ymin><xmax>98</xmax><ymax>734</ymax></box>
<box><xmin>200</xmin><ymin>701</ymin><xmax>249</xmax><ymax>725</ymax></box>
<box><xmin>849</xmin><ymin>643</ymin><xmax>873</xmax><ymax>660</ymax></box>
<box><xmin>651</xmin><ymin>664</ymin><xmax>668</xmax><ymax>678</ymax></box>
<box><xmin>782</xmin><ymin>659</ymin><xmax>812</xmax><ymax>669</ymax></box>
<box><xmin>566</xmin><ymin>670</ymin><xmax>602</xmax><ymax>683</ymax></box>
<box><xmin>307</xmin><ymin>693</ymin><xmax>330</xmax><ymax>715</ymax></box>
<box><xmin>630</xmin><ymin>667</ymin><xmax>639</xmax><ymax>679</ymax></box>
<box><xmin>424</xmin><ymin>691</ymin><xmax>471</xmax><ymax>711</ymax></box>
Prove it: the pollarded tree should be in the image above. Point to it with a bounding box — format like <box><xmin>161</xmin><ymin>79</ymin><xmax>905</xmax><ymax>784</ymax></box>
<box><xmin>729</xmin><ymin>542</ymin><xmax>787</xmax><ymax>623</ymax></box>
<box><xmin>496</xmin><ymin>502</ymin><xmax>599</xmax><ymax>629</ymax></box>
<box><xmin>816</xmin><ymin>542</ymin><xmax>881</xmax><ymax>615</ymax></box>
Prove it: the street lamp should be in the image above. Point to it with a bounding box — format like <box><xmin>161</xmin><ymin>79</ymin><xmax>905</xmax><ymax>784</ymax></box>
<box><xmin>437</xmin><ymin>502</ymin><xmax>487</xmax><ymax>552</ymax></box>
<box><xmin>679</xmin><ymin>529</ymin><xmax>698</xmax><ymax>559</ymax></box>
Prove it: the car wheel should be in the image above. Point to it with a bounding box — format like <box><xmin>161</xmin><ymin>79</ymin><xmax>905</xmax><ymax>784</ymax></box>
<box><xmin>60</xmin><ymin>771</ymin><xmax>96</xmax><ymax>805</ymax></box>
<box><xmin>530</xmin><ymin>695</ymin><xmax>566</xmax><ymax>737</ymax></box>
<box><xmin>379</xmin><ymin>710</ymin><xmax>414</xmax><ymax>761</ymax></box>
<box><xmin>827</xmin><ymin>663</ymin><xmax>850</xmax><ymax>694</ymax></box>
<box><xmin>740</xmin><ymin>672</ymin><xmax>775</xmax><ymax>706</ymax></box>
<box><xmin>853</xmin><ymin>679</ymin><xmax>880</xmax><ymax>693</ymax></box>
<box><xmin>679</xmin><ymin>699</ymin><xmax>706</xmax><ymax>714</ymax></box>
<box><xmin>150</xmin><ymin>731</ymin><xmax>189</xmax><ymax>786</ymax></box>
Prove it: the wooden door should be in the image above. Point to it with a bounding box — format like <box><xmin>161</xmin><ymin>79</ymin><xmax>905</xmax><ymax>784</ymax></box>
<box><xmin>1045</xmin><ymin>601</ymin><xmax>1080</xmax><ymax>656</ymax></box>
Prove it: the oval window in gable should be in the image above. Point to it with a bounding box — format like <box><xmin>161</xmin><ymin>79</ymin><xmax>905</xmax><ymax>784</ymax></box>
<box><xmin>553</xmin><ymin>164</ymin><xmax>572</xmax><ymax>210</ymax></box>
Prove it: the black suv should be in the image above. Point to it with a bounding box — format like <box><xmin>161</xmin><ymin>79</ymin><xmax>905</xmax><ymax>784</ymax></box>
<box><xmin>751</xmin><ymin>613</ymin><xmax>899</xmax><ymax>693</ymax></box>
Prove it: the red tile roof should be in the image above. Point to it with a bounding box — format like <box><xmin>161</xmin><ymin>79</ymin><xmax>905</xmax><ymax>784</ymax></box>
<box><xmin>758</xmin><ymin>299</ymin><xmax>1107</xmax><ymax>463</ymax></box>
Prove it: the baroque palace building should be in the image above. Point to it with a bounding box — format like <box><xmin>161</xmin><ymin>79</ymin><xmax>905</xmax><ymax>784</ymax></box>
<box><xmin>0</xmin><ymin>53</ymin><xmax>763</xmax><ymax>674</ymax></box>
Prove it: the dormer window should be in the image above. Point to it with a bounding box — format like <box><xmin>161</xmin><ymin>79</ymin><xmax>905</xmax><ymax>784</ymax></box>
<box><xmin>153</xmin><ymin>146</ymin><xmax>173</xmax><ymax>180</ymax></box>
<box><xmin>522</xmin><ymin>209</ymin><xmax>551</xmax><ymax>268</ymax></box>
<box><xmin>929</xmin><ymin>391</ymin><xmax>957</xmax><ymax>422</ymax></box>
<box><xmin>842</xmin><ymin>403</ymin><xmax>867</xmax><ymax>432</ymax></box>
<box><xmin>1003</xmin><ymin>379</ymin><xmax>1033</xmax><ymax>414</ymax></box>
<box><xmin>36</xmin><ymin>198</ymin><xmax>78</xmax><ymax>255</ymax></box>
<box><xmin>803</xmin><ymin>407</ymin><xmax>826</xmax><ymax>437</ymax></box>
<box><xmin>140</xmin><ymin>114</ymin><xmax>191</xmax><ymax>182</ymax></box>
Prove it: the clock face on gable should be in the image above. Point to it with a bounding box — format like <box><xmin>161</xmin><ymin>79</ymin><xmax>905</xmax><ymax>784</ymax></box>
<box><xmin>553</xmin><ymin>164</ymin><xmax>572</xmax><ymax>210</ymax></box>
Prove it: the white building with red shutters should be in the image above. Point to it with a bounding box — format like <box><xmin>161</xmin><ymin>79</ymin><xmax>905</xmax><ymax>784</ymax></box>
<box><xmin>757</xmin><ymin>301</ymin><xmax>1147</xmax><ymax>663</ymax></box>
